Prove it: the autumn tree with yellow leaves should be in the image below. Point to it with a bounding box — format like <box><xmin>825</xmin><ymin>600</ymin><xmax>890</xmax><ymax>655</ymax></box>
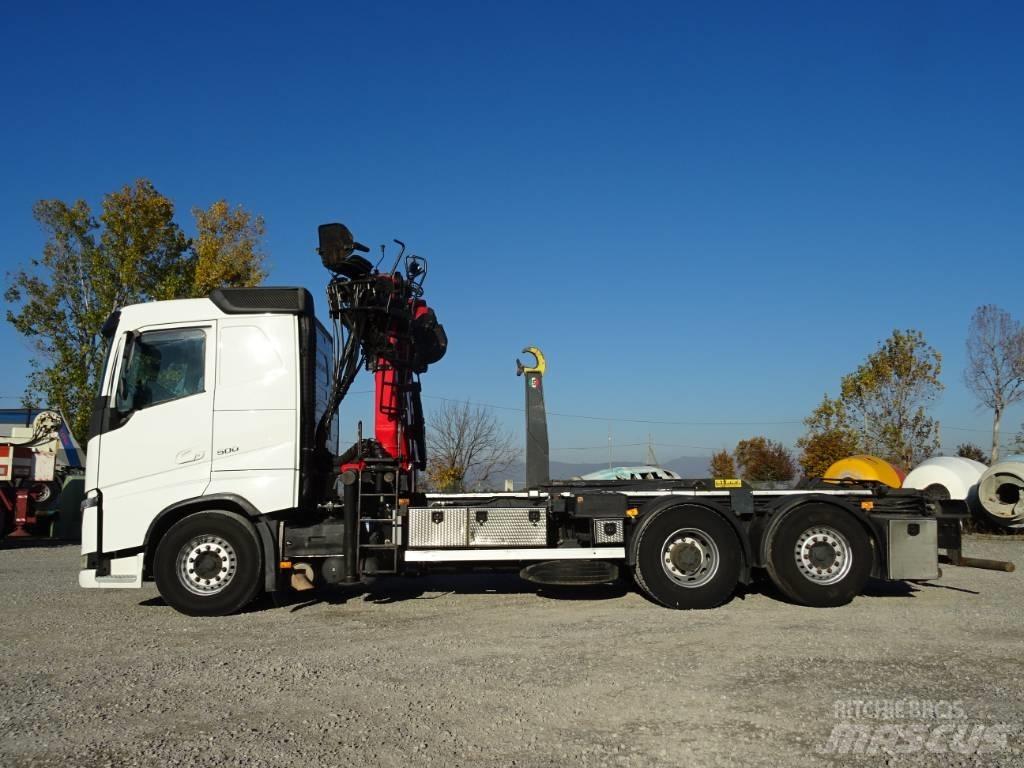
<box><xmin>6</xmin><ymin>179</ymin><xmax>266</xmax><ymax>442</ymax></box>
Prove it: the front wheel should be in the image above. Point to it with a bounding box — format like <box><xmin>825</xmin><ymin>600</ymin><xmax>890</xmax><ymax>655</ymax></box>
<box><xmin>28</xmin><ymin>479</ymin><xmax>63</xmax><ymax>511</ymax></box>
<box><xmin>154</xmin><ymin>512</ymin><xmax>263</xmax><ymax>616</ymax></box>
<box><xmin>766</xmin><ymin>504</ymin><xmax>873</xmax><ymax>607</ymax></box>
<box><xmin>633</xmin><ymin>505</ymin><xmax>741</xmax><ymax>609</ymax></box>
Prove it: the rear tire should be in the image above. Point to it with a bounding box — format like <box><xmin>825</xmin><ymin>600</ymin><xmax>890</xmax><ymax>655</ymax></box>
<box><xmin>154</xmin><ymin>512</ymin><xmax>263</xmax><ymax>616</ymax></box>
<box><xmin>766</xmin><ymin>504</ymin><xmax>872</xmax><ymax>607</ymax></box>
<box><xmin>633</xmin><ymin>505</ymin><xmax>740</xmax><ymax>609</ymax></box>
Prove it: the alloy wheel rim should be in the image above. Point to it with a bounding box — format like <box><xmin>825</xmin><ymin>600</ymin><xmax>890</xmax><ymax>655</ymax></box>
<box><xmin>794</xmin><ymin>526</ymin><xmax>853</xmax><ymax>585</ymax></box>
<box><xmin>177</xmin><ymin>535</ymin><xmax>238</xmax><ymax>596</ymax></box>
<box><xmin>660</xmin><ymin>527</ymin><xmax>720</xmax><ymax>588</ymax></box>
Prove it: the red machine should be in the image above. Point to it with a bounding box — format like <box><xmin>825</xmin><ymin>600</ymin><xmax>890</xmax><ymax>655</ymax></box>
<box><xmin>0</xmin><ymin>412</ymin><xmax>65</xmax><ymax>538</ymax></box>
<box><xmin>372</xmin><ymin>298</ymin><xmax>436</xmax><ymax>472</ymax></box>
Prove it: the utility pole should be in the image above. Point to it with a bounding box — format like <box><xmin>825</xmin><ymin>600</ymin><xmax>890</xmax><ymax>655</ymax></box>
<box><xmin>646</xmin><ymin>433</ymin><xmax>659</xmax><ymax>466</ymax></box>
<box><xmin>607</xmin><ymin>423</ymin><xmax>612</xmax><ymax>469</ymax></box>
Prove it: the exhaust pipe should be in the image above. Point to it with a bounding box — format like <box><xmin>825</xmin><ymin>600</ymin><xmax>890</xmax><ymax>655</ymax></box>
<box><xmin>341</xmin><ymin>469</ymin><xmax>360</xmax><ymax>583</ymax></box>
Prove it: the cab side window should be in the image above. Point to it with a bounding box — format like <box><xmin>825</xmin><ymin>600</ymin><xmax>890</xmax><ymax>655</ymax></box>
<box><xmin>115</xmin><ymin>328</ymin><xmax>206</xmax><ymax>412</ymax></box>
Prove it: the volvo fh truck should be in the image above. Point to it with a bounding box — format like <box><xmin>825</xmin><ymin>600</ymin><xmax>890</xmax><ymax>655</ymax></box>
<box><xmin>79</xmin><ymin>222</ymin><xmax>1000</xmax><ymax>615</ymax></box>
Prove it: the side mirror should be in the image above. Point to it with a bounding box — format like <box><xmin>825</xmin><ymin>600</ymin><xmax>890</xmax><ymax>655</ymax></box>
<box><xmin>114</xmin><ymin>332</ymin><xmax>139</xmax><ymax>413</ymax></box>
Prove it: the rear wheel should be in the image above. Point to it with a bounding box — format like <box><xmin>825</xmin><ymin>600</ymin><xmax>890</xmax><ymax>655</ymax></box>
<box><xmin>766</xmin><ymin>504</ymin><xmax>873</xmax><ymax>607</ymax></box>
<box><xmin>633</xmin><ymin>505</ymin><xmax>740</xmax><ymax>609</ymax></box>
<box><xmin>154</xmin><ymin>512</ymin><xmax>263</xmax><ymax>616</ymax></box>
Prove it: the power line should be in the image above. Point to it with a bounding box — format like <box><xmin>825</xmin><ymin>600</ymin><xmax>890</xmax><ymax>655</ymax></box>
<box><xmin>423</xmin><ymin>394</ymin><xmax>1024</xmax><ymax>437</ymax></box>
<box><xmin>941</xmin><ymin>425</ymin><xmax>1004</xmax><ymax>434</ymax></box>
<box><xmin>418</xmin><ymin>392</ymin><xmax>804</xmax><ymax>427</ymax></box>
<box><xmin>552</xmin><ymin>441</ymin><xmax>719</xmax><ymax>452</ymax></box>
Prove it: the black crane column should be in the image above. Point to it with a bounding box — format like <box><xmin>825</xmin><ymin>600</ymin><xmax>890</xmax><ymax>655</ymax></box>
<box><xmin>517</xmin><ymin>347</ymin><xmax>550</xmax><ymax>488</ymax></box>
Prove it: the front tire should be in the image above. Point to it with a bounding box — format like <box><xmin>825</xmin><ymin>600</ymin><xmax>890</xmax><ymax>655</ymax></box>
<box><xmin>28</xmin><ymin>479</ymin><xmax>63</xmax><ymax>511</ymax></box>
<box><xmin>766</xmin><ymin>503</ymin><xmax>873</xmax><ymax>607</ymax></box>
<box><xmin>154</xmin><ymin>512</ymin><xmax>263</xmax><ymax>616</ymax></box>
<box><xmin>633</xmin><ymin>505</ymin><xmax>741</xmax><ymax>609</ymax></box>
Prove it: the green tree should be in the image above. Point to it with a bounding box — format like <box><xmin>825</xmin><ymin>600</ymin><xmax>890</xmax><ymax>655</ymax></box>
<box><xmin>708</xmin><ymin>449</ymin><xmax>736</xmax><ymax>478</ymax></box>
<box><xmin>97</xmin><ymin>179</ymin><xmax>191</xmax><ymax>302</ymax></box>
<box><xmin>733</xmin><ymin>436</ymin><xmax>795</xmax><ymax>482</ymax></box>
<box><xmin>191</xmin><ymin>200</ymin><xmax>266</xmax><ymax>295</ymax></box>
<box><xmin>839</xmin><ymin>329</ymin><xmax>943</xmax><ymax>468</ymax></box>
<box><xmin>955</xmin><ymin>443</ymin><xmax>989</xmax><ymax>464</ymax></box>
<box><xmin>5</xmin><ymin>179</ymin><xmax>265</xmax><ymax>442</ymax></box>
<box><xmin>796</xmin><ymin>394</ymin><xmax>861</xmax><ymax>478</ymax></box>
<box><xmin>6</xmin><ymin>199</ymin><xmax>109</xmax><ymax>444</ymax></box>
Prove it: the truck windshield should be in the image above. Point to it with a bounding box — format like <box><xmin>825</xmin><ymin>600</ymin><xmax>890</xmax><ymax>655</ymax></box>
<box><xmin>114</xmin><ymin>328</ymin><xmax>206</xmax><ymax>412</ymax></box>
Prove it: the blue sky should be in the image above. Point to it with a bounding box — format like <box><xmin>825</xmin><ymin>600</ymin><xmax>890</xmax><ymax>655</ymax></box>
<box><xmin>1</xmin><ymin>1</ymin><xmax>1022</xmax><ymax>464</ymax></box>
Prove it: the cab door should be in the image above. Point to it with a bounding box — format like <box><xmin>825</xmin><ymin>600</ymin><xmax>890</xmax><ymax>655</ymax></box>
<box><xmin>96</xmin><ymin>323</ymin><xmax>216</xmax><ymax>552</ymax></box>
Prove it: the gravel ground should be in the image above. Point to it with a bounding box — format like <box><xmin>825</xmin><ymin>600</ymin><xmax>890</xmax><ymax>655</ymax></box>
<box><xmin>1</xmin><ymin>537</ymin><xmax>1022</xmax><ymax>768</ymax></box>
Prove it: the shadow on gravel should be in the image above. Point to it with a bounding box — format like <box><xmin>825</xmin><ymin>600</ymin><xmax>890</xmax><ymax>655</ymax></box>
<box><xmin>139</xmin><ymin>595</ymin><xmax>282</xmax><ymax>615</ymax></box>
<box><xmin>861</xmin><ymin>578</ymin><xmax>920</xmax><ymax>598</ymax></box>
<box><xmin>732</xmin><ymin>579</ymin><xmax>777</xmax><ymax>602</ymax></box>
<box><xmin>138</xmin><ymin>575</ymin><xmax>949</xmax><ymax>614</ymax></box>
<box><xmin>277</xmin><ymin>572</ymin><xmax>632</xmax><ymax>613</ymax></box>
<box><xmin>861</xmin><ymin>578</ymin><xmax>981</xmax><ymax>597</ymax></box>
<box><xmin>0</xmin><ymin>538</ymin><xmax>77</xmax><ymax>550</ymax></box>
<box><xmin>727</xmin><ymin>577</ymin><xmax>927</xmax><ymax>608</ymax></box>
<box><xmin>913</xmin><ymin>581</ymin><xmax>980</xmax><ymax>595</ymax></box>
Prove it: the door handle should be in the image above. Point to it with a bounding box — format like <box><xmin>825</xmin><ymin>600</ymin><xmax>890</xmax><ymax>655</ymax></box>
<box><xmin>175</xmin><ymin>449</ymin><xmax>206</xmax><ymax>464</ymax></box>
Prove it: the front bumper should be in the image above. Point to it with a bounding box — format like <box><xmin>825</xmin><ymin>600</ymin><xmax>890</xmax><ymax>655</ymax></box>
<box><xmin>79</xmin><ymin>552</ymin><xmax>144</xmax><ymax>588</ymax></box>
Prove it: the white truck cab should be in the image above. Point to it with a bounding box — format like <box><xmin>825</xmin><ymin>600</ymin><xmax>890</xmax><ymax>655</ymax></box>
<box><xmin>80</xmin><ymin>288</ymin><xmax>334</xmax><ymax>595</ymax></box>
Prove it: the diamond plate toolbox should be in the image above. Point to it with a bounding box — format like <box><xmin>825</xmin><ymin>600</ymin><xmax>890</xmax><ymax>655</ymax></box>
<box><xmin>408</xmin><ymin>507</ymin><xmax>468</xmax><ymax>548</ymax></box>
<box><xmin>593</xmin><ymin>518</ymin><xmax>624</xmax><ymax>544</ymax></box>
<box><xmin>468</xmin><ymin>507</ymin><xmax>547</xmax><ymax>547</ymax></box>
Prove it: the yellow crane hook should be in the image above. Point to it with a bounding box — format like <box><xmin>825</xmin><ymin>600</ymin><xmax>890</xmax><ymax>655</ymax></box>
<box><xmin>516</xmin><ymin>346</ymin><xmax>546</xmax><ymax>376</ymax></box>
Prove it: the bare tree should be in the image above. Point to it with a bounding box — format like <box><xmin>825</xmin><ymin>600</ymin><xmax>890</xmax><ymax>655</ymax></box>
<box><xmin>426</xmin><ymin>400</ymin><xmax>519</xmax><ymax>492</ymax></box>
<box><xmin>964</xmin><ymin>305</ymin><xmax>1024</xmax><ymax>462</ymax></box>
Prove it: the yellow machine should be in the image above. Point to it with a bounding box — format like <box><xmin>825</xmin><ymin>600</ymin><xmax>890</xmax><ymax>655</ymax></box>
<box><xmin>824</xmin><ymin>455</ymin><xmax>905</xmax><ymax>489</ymax></box>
